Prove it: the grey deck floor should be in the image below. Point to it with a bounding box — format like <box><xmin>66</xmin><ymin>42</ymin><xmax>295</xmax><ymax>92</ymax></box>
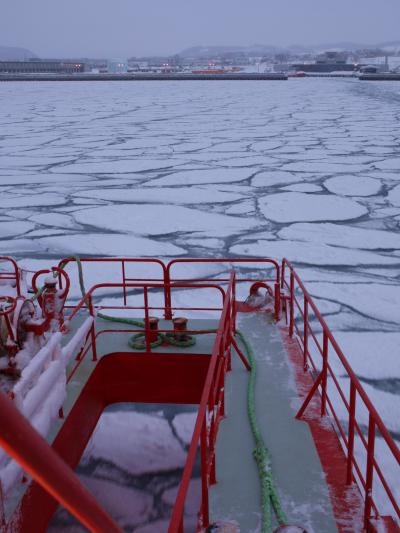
<box><xmin>209</xmin><ymin>312</ymin><xmax>338</xmax><ymax>533</ymax></box>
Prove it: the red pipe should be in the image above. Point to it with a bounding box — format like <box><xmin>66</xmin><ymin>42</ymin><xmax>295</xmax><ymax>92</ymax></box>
<box><xmin>0</xmin><ymin>391</ymin><xmax>122</xmax><ymax>533</ymax></box>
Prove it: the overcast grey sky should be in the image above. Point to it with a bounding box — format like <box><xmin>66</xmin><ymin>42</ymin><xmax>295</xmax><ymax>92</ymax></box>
<box><xmin>2</xmin><ymin>0</ymin><xmax>400</xmax><ymax>58</ymax></box>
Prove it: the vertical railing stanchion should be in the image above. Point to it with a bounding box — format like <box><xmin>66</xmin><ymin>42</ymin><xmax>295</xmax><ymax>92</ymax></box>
<box><xmin>121</xmin><ymin>260</ymin><xmax>127</xmax><ymax>306</ymax></box>
<box><xmin>364</xmin><ymin>414</ymin><xmax>376</xmax><ymax>529</ymax></box>
<box><xmin>200</xmin><ymin>418</ymin><xmax>210</xmax><ymax>529</ymax></box>
<box><xmin>88</xmin><ymin>295</ymin><xmax>97</xmax><ymax>362</ymax></box>
<box><xmin>274</xmin><ymin>282</ymin><xmax>280</xmax><ymax>321</ymax></box>
<box><xmin>303</xmin><ymin>298</ymin><xmax>308</xmax><ymax>370</ymax></box>
<box><xmin>289</xmin><ymin>270</ymin><xmax>295</xmax><ymax>337</ymax></box>
<box><xmin>143</xmin><ymin>286</ymin><xmax>151</xmax><ymax>353</ymax></box>
<box><xmin>164</xmin><ymin>267</ymin><xmax>172</xmax><ymax>320</ymax></box>
<box><xmin>232</xmin><ymin>272</ymin><xmax>237</xmax><ymax>334</ymax></box>
<box><xmin>347</xmin><ymin>381</ymin><xmax>356</xmax><ymax>484</ymax></box>
<box><xmin>281</xmin><ymin>259</ymin><xmax>285</xmax><ymax>289</ymax></box>
<box><xmin>321</xmin><ymin>330</ymin><xmax>328</xmax><ymax>416</ymax></box>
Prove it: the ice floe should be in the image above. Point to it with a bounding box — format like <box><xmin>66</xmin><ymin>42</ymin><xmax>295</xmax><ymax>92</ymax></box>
<box><xmin>230</xmin><ymin>240</ymin><xmax>399</xmax><ymax>267</ymax></box>
<box><xmin>29</xmin><ymin>213</ymin><xmax>78</xmax><ymax>229</ymax></box>
<box><xmin>72</xmin><ymin>187</ymin><xmax>245</xmax><ymax>204</ymax></box>
<box><xmin>329</xmin><ymin>332</ymin><xmax>400</xmax><ymax>380</ymax></box>
<box><xmin>281</xmin><ymin>183</ymin><xmax>323</xmax><ymax>193</ymax></box>
<box><xmin>55</xmin><ymin>160</ymin><xmax>178</xmax><ymax>174</ymax></box>
<box><xmin>387</xmin><ymin>184</ymin><xmax>400</xmax><ymax>206</ymax></box>
<box><xmin>79</xmin><ymin>474</ymin><xmax>153</xmax><ymax>527</ymax></box>
<box><xmin>143</xmin><ymin>168</ymin><xmax>253</xmax><ymax>186</ymax></box>
<box><xmin>1</xmin><ymin>193</ymin><xmax>66</xmax><ymax>208</ymax></box>
<box><xmin>251</xmin><ymin>171</ymin><xmax>300</xmax><ymax>188</ymax></box>
<box><xmin>0</xmin><ymin>221</ymin><xmax>35</xmax><ymax>238</ymax></box>
<box><xmin>73</xmin><ymin>205</ymin><xmax>258</xmax><ymax>237</ymax></box>
<box><xmin>83</xmin><ymin>411</ymin><xmax>186</xmax><ymax>475</ymax></box>
<box><xmin>35</xmin><ymin>234</ymin><xmax>186</xmax><ymax>257</ymax></box>
<box><xmin>305</xmin><ymin>282</ymin><xmax>400</xmax><ymax>324</ymax></box>
<box><xmin>279</xmin><ymin>223</ymin><xmax>400</xmax><ymax>250</ymax></box>
<box><xmin>258</xmin><ymin>192</ymin><xmax>367</xmax><ymax>222</ymax></box>
<box><xmin>324</xmin><ymin>176</ymin><xmax>381</xmax><ymax>196</ymax></box>
<box><xmin>172</xmin><ymin>412</ymin><xmax>197</xmax><ymax>446</ymax></box>
<box><xmin>374</xmin><ymin>158</ymin><xmax>400</xmax><ymax>171</ymax></box>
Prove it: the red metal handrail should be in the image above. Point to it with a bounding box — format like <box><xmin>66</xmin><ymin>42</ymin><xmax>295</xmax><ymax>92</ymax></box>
<box><xmin>58</xmin><ymin>257</ymin><xmax>167</xmax><ymax>308</ymax></box>
<box><xmin>166</xmin><ymin>258</ymin><xmax>281</xmax><ymax>321</ymax></box>
<box><xmin>58</xmin><ymin>257</ymin><xmax>282</xmax><ymax>320</ymax></box>
<box><xmin>64</xmin><ymin>280</ymin><xmax>227</xmax><ymax>377</ymax></box>
<box><xmin>0</xmin><ymin>256</ymin><xmax>21</xmax><ymax>296</ymax></box>
<box><xmin>281</xmin><ymin>258</ymin><xmax>400</xmax><ymax>527</ymax></box>
<box><xmin>168</xmin><ymin>272</ymin><xmax>236</xmax><ymax>532</ymax></box>
<box><xmin>0</xmin><ymin>391</ymin><xmax>122</xmax><ymax>533</ymax></box>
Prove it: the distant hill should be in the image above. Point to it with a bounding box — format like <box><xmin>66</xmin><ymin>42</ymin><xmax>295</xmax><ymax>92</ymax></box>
<box><xmin>0</xmin><ymin>46</ymin><xmax>37</xmax><ymax>60</ymax></box>
<box><xmin>179</xmin><ymin>45</ymin><xmax>281</xmax><ymax>58</ymax></box>
<box><xmin>179</xmin><ymin>41</ymin><xmax>400</xmax><ymax>57</ymax></box>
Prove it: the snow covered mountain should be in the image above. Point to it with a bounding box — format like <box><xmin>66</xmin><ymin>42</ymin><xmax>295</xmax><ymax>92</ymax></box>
<box><xmin>0</xmin><ymin>45</ymin><xmax>37</xmax><ymax>60</ymax></box>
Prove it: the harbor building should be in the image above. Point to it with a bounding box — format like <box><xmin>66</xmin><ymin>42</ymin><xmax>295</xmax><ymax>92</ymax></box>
<box><xmin>107</xmin><ymin>59</ymin><xmax>128</xmax><ymax>73</ymax></box>
<box><xmin>0</xmin><ymin>60</ymin><xmax>85</xmax><ymax>74</ymax></box>
<box><xmin>292</xmin><ymin>51</ymin><xmax>356</xmax><ymax>73</ymax></box>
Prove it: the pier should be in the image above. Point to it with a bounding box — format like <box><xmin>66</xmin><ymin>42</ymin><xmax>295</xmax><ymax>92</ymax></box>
<box><xmin>0</xmin><ymin>72</ymin><xmax>288</xmax><ymax>82</ymax></box>
<box><xmin>359</xmin><ymin>73</ymin><xmax>400</xmax><ymax>81</ymax></box>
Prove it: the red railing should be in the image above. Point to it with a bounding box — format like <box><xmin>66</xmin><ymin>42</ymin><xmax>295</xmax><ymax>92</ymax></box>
<box><xmin>58</xmin><ymin>257</ymin><xmax>167</xmax><ymax>307</ymax></box>
<box><xmin>281</xmin><ymin>258</ymin><xmax>400</xmax><ymax>528</ymax></box>
<box><xmin>58</xmin><ymin>257</ymin><xmax>281</xmax><ymax>320</ymax></box>
<box><xmin>166</xmin><ymin>258</ymin><xmax>281</xmax><ymax>320</ymax></box>
<box><xmin>0</xmin><ymin>256</ymin><xmax>21</xmax><ymax>296</ymax></box>
<box><xmin>168</xmin><ymin>272</ymin><xmax>244</xmax><ymax>532</ymax></box>
<box><xmin>3</xmin><ymin>255</ymin><xmax>399</xmax><ymax>531</ymax></box>
<box><xmin>0</xmin><ymin>390</ymin><xmax>122</xmax><ymax>533</ymax></box>
<box><xmin>64</xmin><ymin>280</ymin><xmax>227</xmax><ymax>374</ymax></box>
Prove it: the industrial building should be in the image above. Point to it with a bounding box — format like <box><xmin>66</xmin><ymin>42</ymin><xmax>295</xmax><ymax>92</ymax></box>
<box><xmin>0</xmin><ymin>60</ymin><xmax>85</xmax><ymax>74</ymax></box>
<box><xmin>107</xmin><ymin>59</ymin><xmax>128</xmax><ymax>73</ymax></box>
<box><xmin>292</xmin><ymin>51</ymin><xmax>356</xmax><ymax>73</ymax></box>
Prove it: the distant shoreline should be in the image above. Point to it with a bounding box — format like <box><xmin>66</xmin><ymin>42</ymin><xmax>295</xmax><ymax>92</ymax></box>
<box><xmin>0</xmin><ymin>72</ymin><xmax>288</xmax><ymax>82</ymax></box>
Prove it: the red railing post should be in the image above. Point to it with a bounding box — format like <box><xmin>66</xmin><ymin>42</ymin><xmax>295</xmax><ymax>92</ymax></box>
<box><xmin>88</xmin><ymin>295</ymin><xmax>98</xmax><ymax>362</ymax></box>
<box><xmin>321</xmin><ymin>330</ymin><xmax>328</xmax><ymax>416</ymax></box>
<box><xmin>200</xmin><ymin>418</ymin><xmax>210</xmax><ymax>529</ymax></box>
<box><xmin>143</xmin><ymin>286</ymin><xmax>151</xmax><ymax>352</ymax></box>
<box><xmin>303</xmin><ymin>298</ymin><xmax>308</xmax><ymax>370</ymax></box>
<box><xmin>218</xmin><ymin>354</ymin><xmax>226</xmax><ymax>418</ymax></box>
<box><xmin>232</xmin><ymin>272</ymin><xmax>237</xmax><ymax>334</ymax></box>
<box><xmin>289</xmin><ymin>270</ymin><xmax>295</xmax><ymax>337</ymax></box>
<box><xmin>121</xmin><ymin>259</ymin><xmax>127</xmax><ymax>306</ymax></box>
<box><xmin>274</xmin><ymin>282</ymin><xmax>280</xmax><ymax>321</ymax></box>
<box><xmin>364</xmin><ymin>414</ymin><xmax>376</xmax><ymax>529</ymax></box>
<box><xmin>164</xmin><ymin>267</ymin><xmax>172</xmax><ymax>320</ymax></box>
<box><xmin>346</xmin><ymin>381</ymin><xmax>356</xmax><ymax>484</ymax></box>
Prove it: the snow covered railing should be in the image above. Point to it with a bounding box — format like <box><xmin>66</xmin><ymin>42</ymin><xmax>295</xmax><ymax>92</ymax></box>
<box><xmin>61</xmin><ymin>317</ymin><xmax>94</xmax><ymax>366</ymax></box>
<box><xmin>12</xmin><ymin>333</ymin><xmax>63</xmax><ymax>410</ymax></box>
<box><xmin>0</xmin><ymin>318</ymin><xmax>93</xmax><ymax>498</ymax></box>
<box><xmin>281</xmin><ymin>258</ymin><xmax>400</xmax><ymax>529</ymax></box>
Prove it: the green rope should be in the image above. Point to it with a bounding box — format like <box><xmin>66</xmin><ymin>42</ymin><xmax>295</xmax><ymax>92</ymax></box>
<box><xmin>236</xmin><ymin>329</ymin><xmax>288</xmax><ymax>533</ymax></box>
<box><xmin>128</xmin><ymin>332</ymin><xmax>164</xmax><ymax>350</ymax></box>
